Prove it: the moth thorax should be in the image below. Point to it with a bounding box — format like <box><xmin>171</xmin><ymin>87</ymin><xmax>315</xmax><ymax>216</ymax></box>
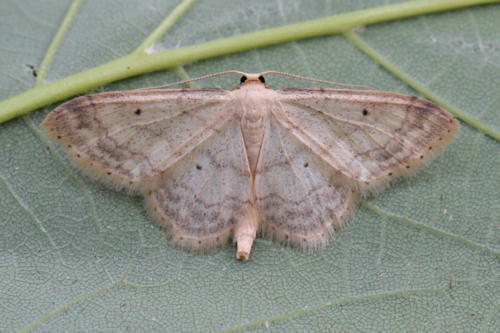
<box><xmin>241</xmin><ymin>107</ymin><xmax>266</xmax><ymax>175</ymax></box>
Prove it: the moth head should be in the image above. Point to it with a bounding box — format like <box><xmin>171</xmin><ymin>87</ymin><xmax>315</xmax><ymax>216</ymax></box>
<box><xmin>240</xmin><ymin>73</ymin><xmax>266</xmax><ymax>86</ymax></box>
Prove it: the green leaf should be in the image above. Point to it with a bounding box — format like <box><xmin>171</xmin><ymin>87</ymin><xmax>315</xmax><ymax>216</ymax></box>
<box><xmin>1</xmin><ymin>1</ymin><xmax>498</xmax><ymax>332</ymax></box>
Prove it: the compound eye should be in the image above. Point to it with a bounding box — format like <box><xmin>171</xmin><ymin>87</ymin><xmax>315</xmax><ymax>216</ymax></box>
<box><xmin>258</xmin><ymin>75</ymin><xmax>265</xmax><ymax>83</ymax></box>
<box><xmin>240</xmin><ymin>76</ymin><xmax>248</xmax><ymax>84</ymax></box>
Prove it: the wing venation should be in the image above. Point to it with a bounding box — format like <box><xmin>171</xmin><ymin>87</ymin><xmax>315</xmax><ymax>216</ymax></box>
<box><xmin>42</xmin><ymin>89</ymin><xmax>232</xmax><ymax>190</ymax></box>
<box><xmin>274</xmin><ymin>88</ymin><xmax>459</xmax><ymax>191</ymax></box>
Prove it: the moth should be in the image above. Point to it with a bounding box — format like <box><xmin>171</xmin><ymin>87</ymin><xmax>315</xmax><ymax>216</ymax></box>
<box><xmin>42</xmin><ymin>71</ymin><xmax>459</xmax><ymax>260</ymax></box>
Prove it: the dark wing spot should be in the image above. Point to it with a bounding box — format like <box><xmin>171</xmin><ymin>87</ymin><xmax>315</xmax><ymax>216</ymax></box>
<box><xmin>362</xmin><ymin>109</ymin><xmax>369</xmax><ymax>116</ymax></box>
<box><xmin>134</xmin><ymin>109</ymin><xmax>142</xmax><ymax>115</ymax></box>
<box><xmin>304</xmin><ymin>162</ymin><xmax>309</xmax><ymax>168</ymax></box>
<box><xmin>196</xmin><ymin>164</ymin><xmax>202</xmax><ymax>170</ymax></box>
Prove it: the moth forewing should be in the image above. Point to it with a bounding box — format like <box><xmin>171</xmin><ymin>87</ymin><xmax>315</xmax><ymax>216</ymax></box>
<box><xmin>41</xmin><ymin>71</ymin><xmax>458</xmax><ymax>260</ymax></box>
<box><xmin>41</xmin><ymin>89</ymin><xmax>233</xmax><ymax>192</ymax></box>
<box><xmin>273</xmin><ymin>88</ymin><xmax>459</xmax><ymax>194</ymax></box>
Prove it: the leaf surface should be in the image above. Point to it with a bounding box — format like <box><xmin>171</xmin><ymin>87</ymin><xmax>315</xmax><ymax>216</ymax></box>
<box><xmin>0</xmin><ymin>1</ymin><xmax>498</xmax><ymax>331</ymax></box>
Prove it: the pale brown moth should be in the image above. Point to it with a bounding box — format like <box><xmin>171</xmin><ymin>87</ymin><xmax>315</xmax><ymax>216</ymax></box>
<box><xmin>41</xmin><ymin>71</ymin><xmax>459</xmax><ymax>260</ymax></box>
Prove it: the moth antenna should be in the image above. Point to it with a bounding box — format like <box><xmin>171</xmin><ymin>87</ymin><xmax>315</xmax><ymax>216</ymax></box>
<box><xmin>136</xmin><ymin>70</ymin><xmax>248</xmax><ymax>90</ymax></box>
<box><xmin>260</xmin><ymin>71</ymin><xmax>374</xmax><ymax>90</ymax></box>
